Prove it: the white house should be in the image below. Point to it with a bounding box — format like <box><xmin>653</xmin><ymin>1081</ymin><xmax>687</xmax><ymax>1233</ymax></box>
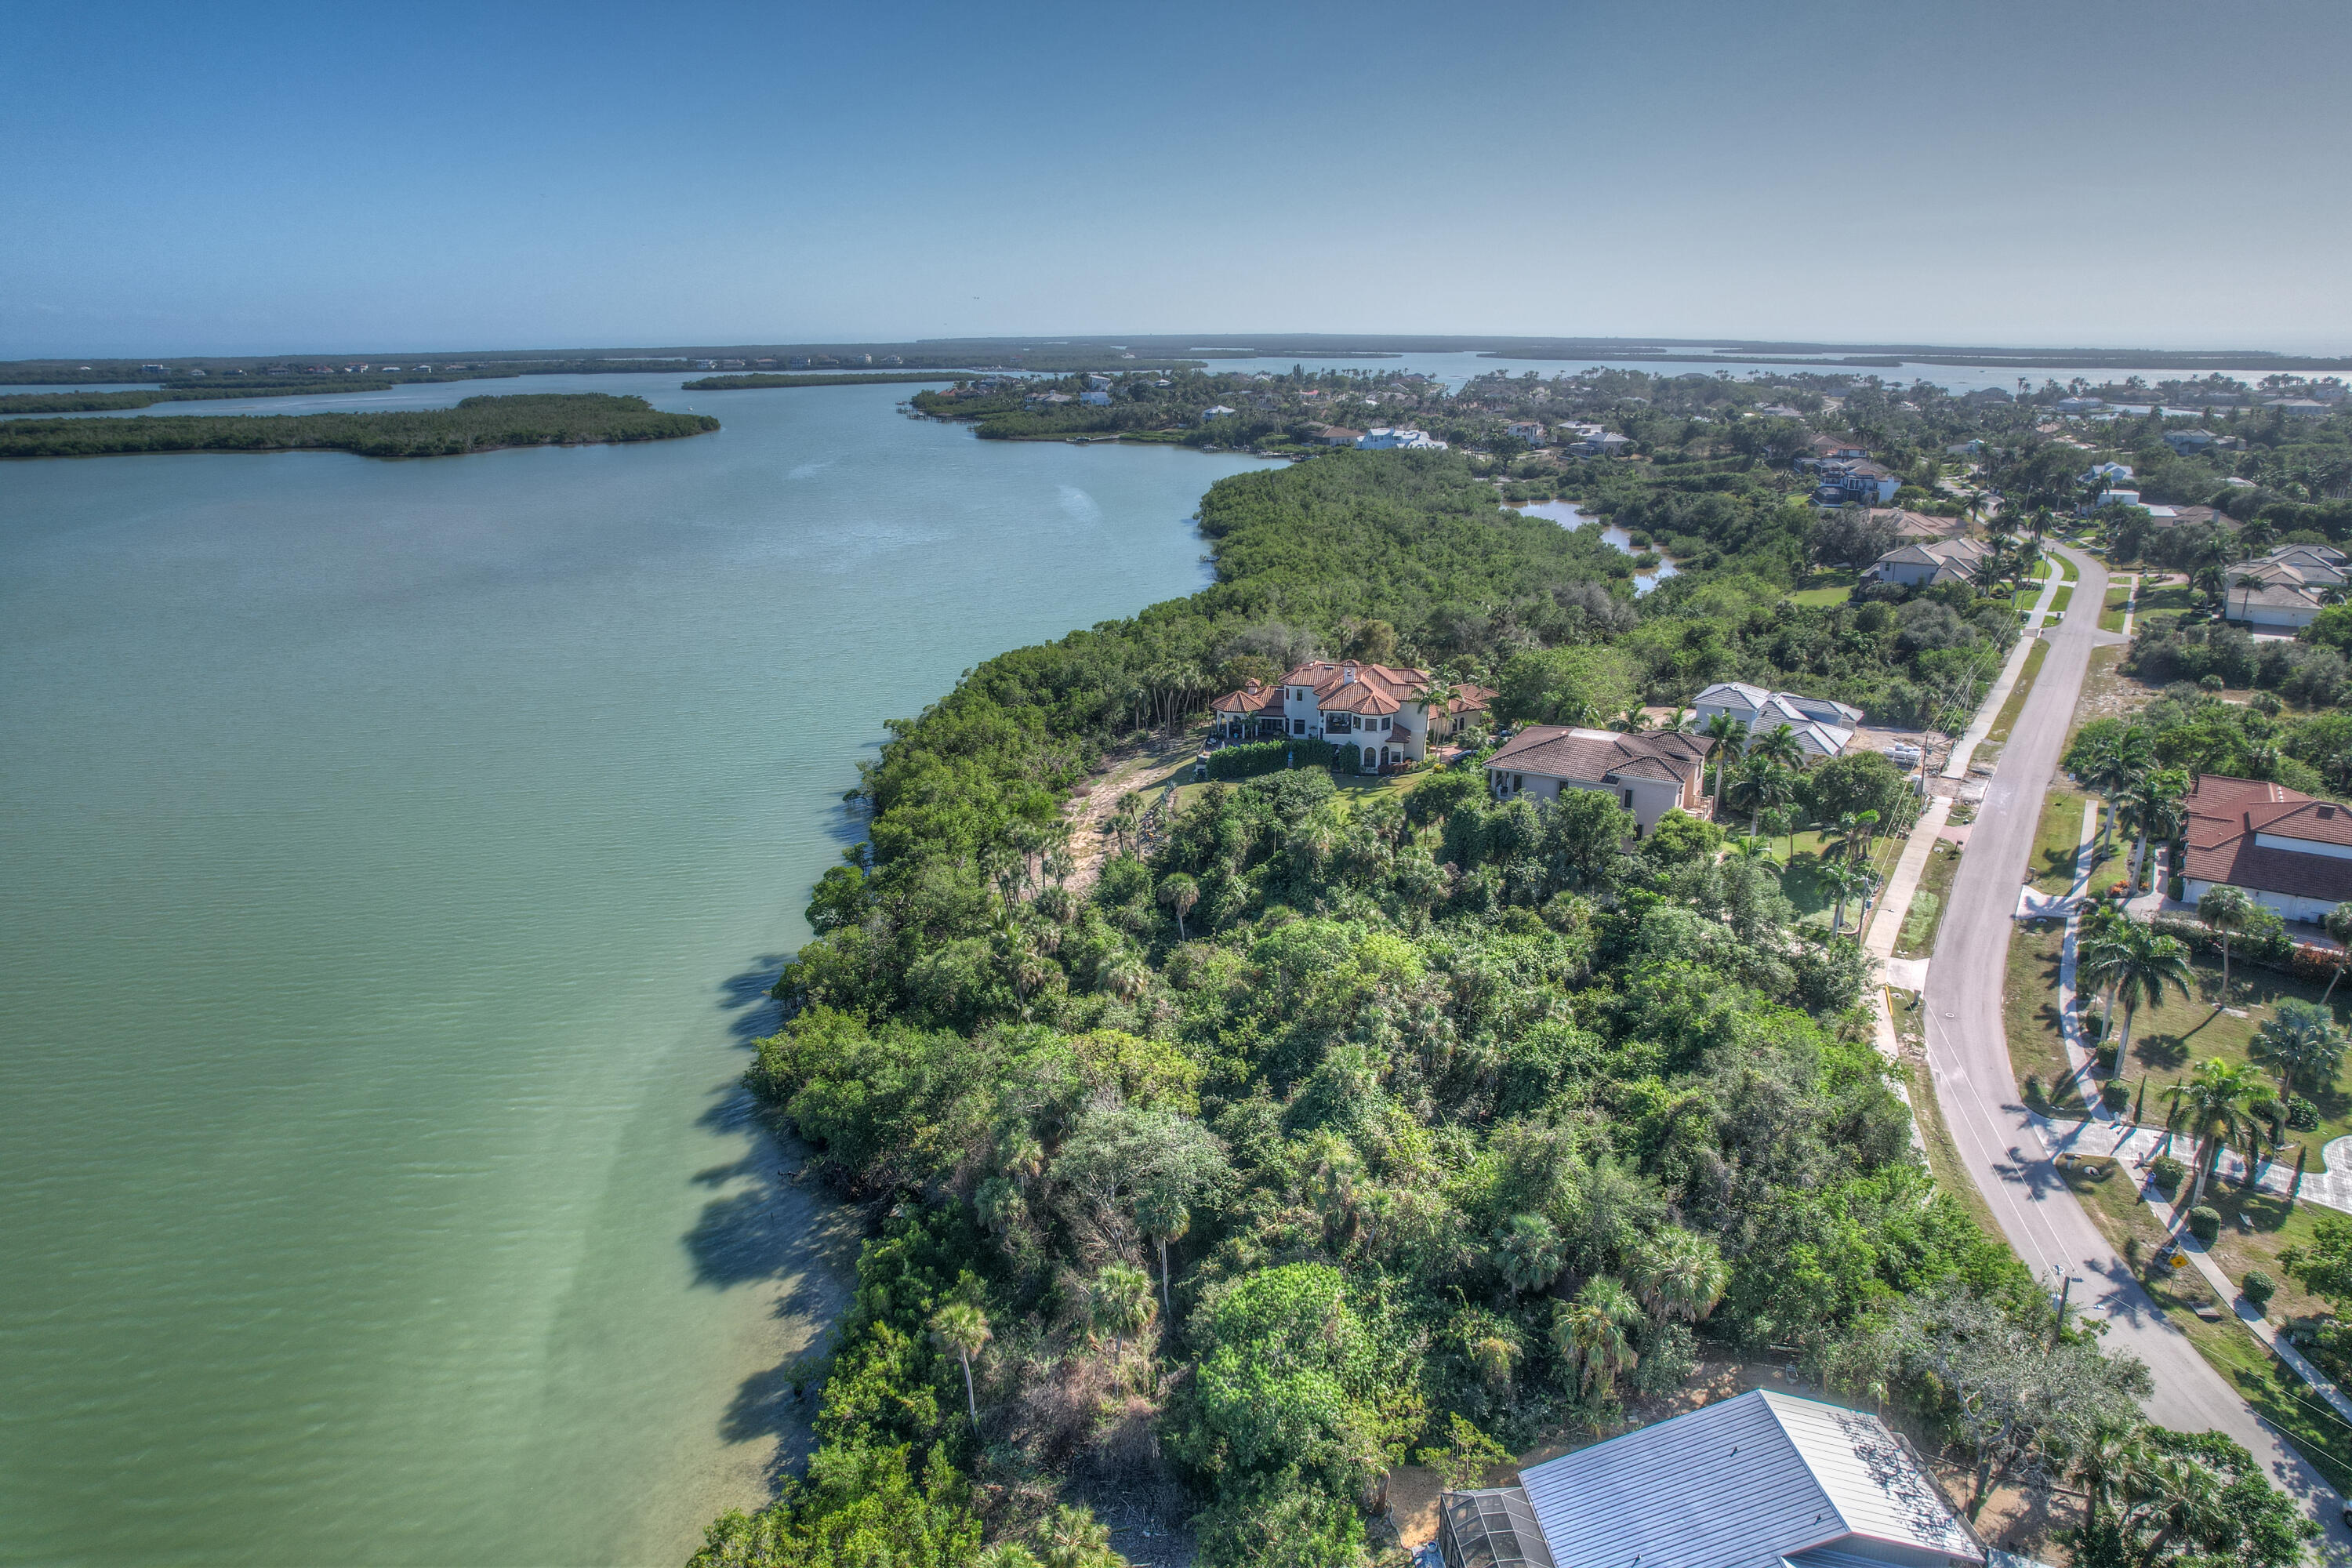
<box><xmin>2083</xmin><ymin>461</ymin><xmax>2134</xmax><ymax>483</ymax></box>
<box><xmin>1357</xmin><ymin>426</ymin><xmax>1448</xmax><ymax>450</ymax></box>
<box><xmin>1079</xmin><ymin>389</ymin><xmax>1110</xmax><ymax>406</ymax></box>
<box><xmin>1814</xmin><ymin>460</ymin><xmax>1900</xmax><ymax>506</ymax></box>
<box><xmin>1207</xmin><ymin>662</ymin><xmax>1494</xmax><ymax>770</ymax></box>
<box><xmin>1690</xmin><ymin>681</ymin><xmax>1861</xmax><ymax>757</ymax></box>
<box><xmin>2183</xmin><ymin>775</ymin><xmax>2352</xmax><ymax>924</ymax></box>
<box><xmin>1504</xmin><ymin>420</ymin><xmax>1548</xmax><ymax>445</ymax></box>
<box><xmin>1483</xmin><ymin>726</ymin><xmax>1714</xmax><ymax>837</ymax></box>
<box><xmin>1199</xmin><ymin>405</ymin><xmax>1237</xmax><ymax>421</ymax></box>
<box><xmin>1864</xmin><ymin>535</ymin><xmax>1991</xmax><ymax>589</ymax></box>
<box><xmin>2223</xmin><ymin>544</ymin><xmax>2348</xmax><ymax>628</ymax></box>
<box><xmin>2096</xmin><ymin>488</ymin><xmax>2141</xmax><ymax>509</ymax></box>
<box><xmin>1437</xmin><ymin>1390</ymin><xmax>1983</xmax><ymax>1568</ymax></box>
<box><xmin>2164</xmin><ymin>428</ymin><xmax>2218</xmax><ymax>452</ymax></box>
<box><xmin>2056</xmin><ymin>395</ymin><xmax>2105</xmax><ymax>413</ymax></box>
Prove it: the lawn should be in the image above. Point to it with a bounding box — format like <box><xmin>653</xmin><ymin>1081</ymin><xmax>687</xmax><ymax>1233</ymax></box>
<box><xmin>2100</xmin><ymin>946</ymin><xmax>2352</xmax><ymax>1149</ymax></box>
<box><xmin>1894</xmin><ymin>837</ymin><xmax>1963</xmax><ymax>959</ymax></box>
<box><xmin>2100</xmin><ymin>583</ymin><xmax>2135</xmax><ymax>633</ymax></box>
<box><xmin>2045</xmin><ymin>584</ymin><xmax>2074</xmax><ymax>617</ymax></box>
<box><xmin>2129</xmin><ymin>580</ymin><xmax>2198</xmax><ymax>635</ymax></box>
<box><xmin>2056</xmin><ymin>550</ymin><xmax>2081</xmax><ymax>583</ymax></box>
<box><xmin>1987</xmin><ymin>639</ymin><xmax>2051</xmax><ymax>744</ymax></box>
<box><xmin>1788</xmin><ymin>568</ymin><xmax>1856</xmax><ymax>608</ymax></box>
<box><xmin>2059</xmin><ymin>1153</ymin><xmax>2352</xmax><ymax>1490</ymax></box>
<box><xmin>2007</xmin><ymin>920</ymin><xmax>2092</xmax><ymax>1115</ymax></box>
<box><xmin>2030</xmin><ymin>789</ymin><xmax>2098</xmax><ymax>893</ymax></box>
<box><xmin>1777</xmin><ymin>826</ymin><xmax>1906</xmax><ymax>931</ymax></box>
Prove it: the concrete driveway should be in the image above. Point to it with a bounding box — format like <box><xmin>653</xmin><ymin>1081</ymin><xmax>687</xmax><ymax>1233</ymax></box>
<box><xmin>1919</xmin><ymin>543</ymin><xmax>2351</xmax><ymax>1551</ymax></box>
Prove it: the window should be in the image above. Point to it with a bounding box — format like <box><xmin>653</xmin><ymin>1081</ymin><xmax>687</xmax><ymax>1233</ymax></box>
<box><xmin>1622</xmin><ymin>790</ymin><xmax>1633</xmax><ymax>808</ymax></box>
<box><xmin>1294</xmin><ymin>718</ymin><xmax>1306</xmax><ymax>735</ymax></box>
<box><xmin>1381</xmin><ymin>715</ymin><xmax>1392</xmax><ymax>731</ymax></box>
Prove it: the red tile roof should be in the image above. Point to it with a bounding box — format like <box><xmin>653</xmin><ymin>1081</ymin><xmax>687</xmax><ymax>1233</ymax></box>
<box><xmin>2181</xmin><ymin>775</ymin><xmax>2352</xmax><ymax>902</ymax></box>
<box><xmin>1207</xmin><ymin>662</ymin><xmax>1494</xmax><ymax>721</ymax></box>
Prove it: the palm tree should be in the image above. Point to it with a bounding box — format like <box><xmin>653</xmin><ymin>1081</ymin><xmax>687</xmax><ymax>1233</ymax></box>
<box><xmin>2074</xmin><ymin>902</ymin><xmax>2133</xmax><ymax>1034</ymax></box>
<box><xmin>2169</xmin><ymin>1058</ymin><xmax>2263</xmax><ymax>1208</ymax></box>
<box><xmin>2083</xmin><ymin>923</ymin><xmax>2194</xmax><ymax>1065</ymax></box>
<box><xmin>1824</xmin><ymin>859</ymin><xmax>1874</xmax><ymax>936</ymax></box>
<box><xmin>1746</xmin><ymin>722</ymin><xmax>1806</xmax><ymax>774</ymax></box>
<box><xmin>1090</xmin><ymin>1261</ymin><xmax>1155</xmax><ymax>1359</ymax></box>
<box><xmin>1661</xmin><ymin>706</ymin><xmax>1694</xmax><ymax>733</ymax></box>
<box><xmin>1700</xmin><ymin>713</ymin><xmax>1748</xmax><ymax>818</ymax></box>
<box><xmin>2250</xmin><ymin>1000</ymin><xmax>2346</xmax><ymax>1105</ymax></box>
<box><xmin>2118</xmin><ymin>768</ymin><xmax>2186</xmax><ymax>892</ymax></box>
<box><xmin>1731</xmin><ymin>760</ymin><xmax>1798</xmax><ymax>852</ymax></box>
<box><xmin>2195</xmin><ymin>884</ymin><xmax>2256</xmax><ymax>1004</ymax></box>
<box><xmin>1108</xmin><ymin>793</ymin><xmax>1143</xmax><ymax>858</ymax></box>
<box><xmin>1038</xmin><ymin>1505</ymin><xmax>1117</xmax><ymax>1568</ymax></box>
<box><xmin>1552</xmin><ymin>1277</ymin><xmax>1641</xmax><ymax>1399</ymax></box>
<box><xmin>1419</xmin><ymin>677</ymin><xmax>1457</xmax><ymax>740</ymax></box>
<box><xmin>1824</xmin><ymin>808</ymin><xmax>1880</xmax><ymax>868</ymax></box>
<box><xmin>1624</xmin><ymin>1229</ymin><xmax>1728</xmax><ymax>1324</ymax></box>
<box><xmin>930</xmin><ymin>1302</ymin><xmax>991</xmax><ymax>1427</ymax></box>
<box><xmin>1495</xmin><ymin>1213</ymin><xmax>1565</xmax><ymax>1295</ymax></box>
<box><xmin>2325</xmin><ymin>902</ymin><xmax>2352</xmax><ymax>1006</ymax></box>
<box><xmin>2071</xmin><ymin>727</ymin><xmax>2153</xmax><ymax>853</ymax></box>
<box><xmin>1156</xmin><ymin>872</ymin><xmax>1199</xmax><ymax>942</ymax></box>
<box><xmin>1610</xmin><ymin>702</ymin><xmax>1651</xmax><ymax>733</ymax></box>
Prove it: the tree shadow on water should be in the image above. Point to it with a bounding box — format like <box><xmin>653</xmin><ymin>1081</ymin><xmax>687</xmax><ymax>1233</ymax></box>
<box><xmin>683</xmin><ymin>950</ymin><xmax>864</xmax><ymax>1490</ymax></box>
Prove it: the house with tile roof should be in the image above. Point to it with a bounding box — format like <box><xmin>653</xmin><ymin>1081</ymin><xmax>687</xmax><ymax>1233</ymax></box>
<box><xmin>1436</xmin><ymin>1389</ymin><xmax>1981</xmax><ymax>1568</ymax></box>
<box><xmin>2221</xmin><ymin>545</ymin><xmax>2348</xmax><ymax>629</ymax></box>
<box><xmin>2181</xmin><ymin>775</ymin><xmax>2352</xmax><ymax>923</ymax></box>
<box><xmin>1208</xmin><ymin>662</ymin><xmax>1494</xmax><ymax>770</ymax></box>
<box><xmin>1483</xmin><ymin>725</ymin><xmax>1715</xmax><ymax>836</ymax></box>
<box><xmin>1690</xmin><ymin>681</ymin><xmax>1862</xmax><ymax>757</ymax></box>
<box><xmin>1864</xmin><ymin>536</ymin><xmax>1992</xmax><ymax>590</ymax></box>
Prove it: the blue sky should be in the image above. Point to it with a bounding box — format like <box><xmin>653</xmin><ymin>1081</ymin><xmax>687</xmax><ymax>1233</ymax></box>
<box><xmin>5</xmin><ymin>0</ymin><xmax>2349</xmax><ymax>357</ymax></box>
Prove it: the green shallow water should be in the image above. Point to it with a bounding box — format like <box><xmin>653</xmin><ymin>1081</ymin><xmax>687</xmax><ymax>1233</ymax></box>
<box><xmin>0</xmin><ymin>377</ymin><xmax>1274</xmax><ymax>1566</ymax></box>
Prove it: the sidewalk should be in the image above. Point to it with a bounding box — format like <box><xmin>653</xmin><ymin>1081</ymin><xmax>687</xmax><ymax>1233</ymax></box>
<box><xmin>1942</xmin><ymin>568</ymin><xmax>2063</xmax><ymax>780</ymax></box>
<box><xmin>1864</xmin><ymin>797</ymin><xmax>1953</xmax><ymax>960</ymax></box>
<box><xmin>2029</xmin><ymin>1114</ymin><xmax>2352</xmax><ymax>1425</ymax></box>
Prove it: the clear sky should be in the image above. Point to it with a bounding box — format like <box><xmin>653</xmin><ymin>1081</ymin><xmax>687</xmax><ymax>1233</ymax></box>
<box><xmin>5</xmin><ymin>0</ymin><xmax>2349</xmax><ymax>358</ymax></box>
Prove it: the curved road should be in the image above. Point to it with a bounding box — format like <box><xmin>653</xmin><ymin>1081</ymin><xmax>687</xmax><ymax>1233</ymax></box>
<box><xmin>1922</xmin><ymin>543</ymin><xmax>2350</xmax><ymax>1550</ymax></box>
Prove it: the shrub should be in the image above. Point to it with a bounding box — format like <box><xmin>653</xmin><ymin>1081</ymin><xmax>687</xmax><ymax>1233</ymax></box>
<box><xmin>2024</xmin><ymin>1073</ymin><xmax>2044</xmax><ymax>1107</ymax></box>
<box><xmin>2101</xmin><ymin>1081</ymin><xmax>2131</xmax><ymax>1112</ymax></box>
<box><xmin>2150</xmin><ymin>1155</ymin><xmax>2187</xmax><ymax>1197</ymax></box>
<box><xmin>2189</xmin><ymin>1205</ymin><xmax>2223</xmax><ymax>1243</ymax></box>
<box><xmin>2243</xmin><ymin>1269</ymin><xmax>2277</xmax><ymax>1312</ymax></box>
<box><xmin>2289</xmin><ymin>1094</ymin><xmax>2321</xmax><ymax>1131</ymax></box>
<box><xmin>1206</xmin><ymin>737</ymin><xmax>1339</xmax><ymax>779</ymax></box>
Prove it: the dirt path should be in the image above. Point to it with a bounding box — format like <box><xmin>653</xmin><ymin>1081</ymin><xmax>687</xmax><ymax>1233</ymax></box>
<box><xmin>1062</xmin><ymin>730</ymin><xmax>1202</xmax><ymax>894</ymax></box>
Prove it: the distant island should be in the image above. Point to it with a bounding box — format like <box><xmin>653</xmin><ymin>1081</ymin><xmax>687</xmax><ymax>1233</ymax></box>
<box><xmin>681</xmin><ymin>372</ymin><xmax>963</xmax><ymax>390</ymax></box>
<box><xmin>0</xmin><ymin>393</ymin><xmax>719</xmax><ymax>459</ymax></box>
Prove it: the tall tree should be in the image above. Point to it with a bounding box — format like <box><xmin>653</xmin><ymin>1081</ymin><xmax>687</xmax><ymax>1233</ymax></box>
<box><xmin>1552</xmin><ymin>1276</ymin><xmax>1642</xmax><ymax>1399</ymax></box>
<box><xmin>2196</xmin><ymin>884</ymin><xmax>2256</xmax><ymax>1005</ymax></box>
<box><xmin>2080</xmin><ymin>922</ymin><xmax>2194</xmax><ymax>1065</ymax></box>
<box><xmin>931</xmin><ymin>1302</ymin><xmax>992</xmax><ymax>1428</ymax></box>
<box><xmin>2169</xmin><ymin>1058</ymin><xmax>2263</xmax><ymax>1209</ymax></box>
<box><xmin>2249</xmin><ymin>1000</ymin><xmax>2345</xmax><ymax>1105</ymax></box>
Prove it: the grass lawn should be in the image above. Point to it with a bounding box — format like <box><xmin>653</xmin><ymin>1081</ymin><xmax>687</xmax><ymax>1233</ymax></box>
<box><xmin>2130</xmin><ymin>580</ymin><xmax>2198</xmax><ymax>636</ymax></box>
<box><xmin>2046</xmin><ymin>584</ymin><xmax>2074</xmax><ymax>617</ymax></box>
<box><xmin>2059</xmin><ymin>1153</ymin><xmax>2352</xmax><ymax>1490</ymax></box>
<box><xmin>2103</xmin><ymin>946</ymin><xmax>2352</xmax><ymax>1148</ymax></box>
<box><xmin>2030</xmin><ymin>789</ymin><xmax>2099</xmax><ymax>893</ymax></box>
<box><xmin>2008</xmin><ymin>920</ymin><xmax>2092</xmax><ymax>1116</ymax></box>
<box><xmin>1789</xmin><ymin>568</ymin><xmax>1857</xmax><ymax>608</ymax></box>
<box><xmin>2056</xmin><ymin>550</ymin><xmax>2081</xmax><ymax>582</ymax></box>
<box><xmin>2100</xmin><ymin>583</ymin><xmax>2135</xmax><ymax>632</ymax></box>
<box><xmin>1987</xmin><ymin>640</ymin><xmax>2052</xmax><ymax>744</ymax></box>
<box><xmin>1777</xmin><ymin>826</ymin><xmax>1905</xmax><ymax>930</ymax></box>
<box><xmin>1894</xmin><ymin>837</ymin><xmax>1963</xmax><ymax>959</ymax></box>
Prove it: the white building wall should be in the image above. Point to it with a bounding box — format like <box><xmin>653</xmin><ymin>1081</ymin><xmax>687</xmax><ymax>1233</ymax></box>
<box><xmin>2184</xmin><ymin>877</ymin><xmax>2343</xmax><ymax>925</ymax></box>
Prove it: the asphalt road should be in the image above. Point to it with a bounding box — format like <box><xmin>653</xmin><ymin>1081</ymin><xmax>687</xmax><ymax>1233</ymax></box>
<box><xmin>1920</xmin><ymin>543</ymin><xmax>2352</xmax><ymax>1551</ymax></box>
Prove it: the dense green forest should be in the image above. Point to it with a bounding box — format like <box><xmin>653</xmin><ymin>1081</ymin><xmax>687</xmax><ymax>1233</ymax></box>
<box><xmin>684</xmin><ymin>372</ymin><xmax>964</xmax><ymax>390</ymax></box>
<box><xmin>0</xmin><ymin>394</ymin><xmax>717</xmax><ymax>459</ymax></box>
<box><xmin>0</xmin><ymin>370</ymin><xmax>524</xmax><ymax>414</ymax></box>
<box><xmin>693</xmin><ymin>451</ymin><xmax>2305</xmax><ymax>1568</ymax></box>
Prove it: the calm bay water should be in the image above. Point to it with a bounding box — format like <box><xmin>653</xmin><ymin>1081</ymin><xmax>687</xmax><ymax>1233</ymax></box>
<box><xmin>0</xmin><ymin>377</ymin><xmax>1273</xmax><ymax>1566</ymax></box>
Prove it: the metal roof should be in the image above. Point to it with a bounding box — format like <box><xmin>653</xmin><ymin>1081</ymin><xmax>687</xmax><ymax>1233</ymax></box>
<box><xmin>1514</xmin><ymin>1390</ymin><xmax>1980</xmax><ymax>1568</ymax></box>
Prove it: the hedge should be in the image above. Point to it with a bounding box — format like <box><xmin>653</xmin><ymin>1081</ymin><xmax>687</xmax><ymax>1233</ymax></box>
<box><xmin>1205</xmin><ymin>737</ymin><xmax>1343</xmax><ymax>779</ymax></box>
<box><xmin>2150</xmin><ymin>913</ymin><xmax>2347</xmax><ymax>986</ymax></box>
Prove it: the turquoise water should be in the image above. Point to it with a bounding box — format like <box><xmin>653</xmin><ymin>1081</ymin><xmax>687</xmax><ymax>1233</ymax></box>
<box><xmin>0</xmin><ymin>379</ymin><xmax>1274</xmax><ymax>1566</ymax></box>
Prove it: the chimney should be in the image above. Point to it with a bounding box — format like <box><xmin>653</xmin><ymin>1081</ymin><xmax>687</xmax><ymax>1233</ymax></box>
<box><xmin>1341</xmin><ymin>662</ymin><xmax>1357</xmax><ymax>684</ymax></box>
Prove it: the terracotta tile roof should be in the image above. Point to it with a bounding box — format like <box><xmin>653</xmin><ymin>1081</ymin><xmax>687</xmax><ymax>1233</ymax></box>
<box><xmin>2181</xmin><ymin>775</ymin><xmax>2352</xmax><ymax>902</ymax></box>
<box><xmin>1483</xmin><ymin>725</ymin><xmax>1714</xmax><ymax>786</ymax></box>
<box><xmin>1204</xmin><ymin>664</ymin><xmax>1494</xmax><ymax>721</ymax></box>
